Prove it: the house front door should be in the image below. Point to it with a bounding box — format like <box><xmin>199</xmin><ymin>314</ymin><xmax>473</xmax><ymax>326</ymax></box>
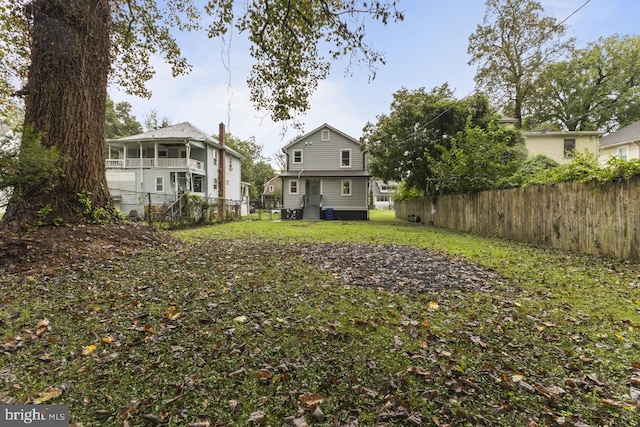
<box><xmin>307</xmin><ymin>179</ymin><xmax>321</xmax><ymax>206</ymax></box>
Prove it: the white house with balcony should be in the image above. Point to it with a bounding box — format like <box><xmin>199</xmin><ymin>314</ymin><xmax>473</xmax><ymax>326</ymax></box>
<box><xmin>105</xmin><ymin>122</ymin><xmax>244</xmax><ymax>218</ymax></box>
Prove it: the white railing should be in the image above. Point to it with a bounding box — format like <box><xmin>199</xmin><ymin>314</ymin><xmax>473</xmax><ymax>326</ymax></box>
<box><xmin>106</xmin><ymin>158</ymin><xmax>205</xmax><ymax>172</ymax></box>
<box><xmin>106</xmin><ymin>159</ymin><xmax>125</xmax><ymax>168</ymax></box>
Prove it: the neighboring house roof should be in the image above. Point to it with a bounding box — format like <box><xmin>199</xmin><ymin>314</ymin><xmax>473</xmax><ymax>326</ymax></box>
<box><xmin>282</xmin><ymin>123</ymin><xmax>365</xmax><ymax>152</ymax></box>
<box><xmin>262</xmin><ymin>176</ymin><xmax>281</xmax><ymax>195</ymax></box>
<box><xmin>106</xmin><ymin>121</ymin><xmax>244</xmax><ymax>160</ymax></box>
<box><xmin>524</xmin><ymin>130</ymin><xmax>601</xmax><ymax>138</ymax></box>
<box><xmin>371</xmin><ymin>180</ymin><xmax>398</xmax><ymax>197</ymax></box>
<box><xmin>600</xmin><ymin>121</ymin><xmax>640</xmax><ymax>148</ymax></box>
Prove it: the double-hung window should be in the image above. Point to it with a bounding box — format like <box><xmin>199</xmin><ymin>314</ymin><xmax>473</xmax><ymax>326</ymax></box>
<box><xmin>156</xmin><ymin>176</ymin><xmax>164</xmax><ymax>192</ymax></box>
<box><xmin>341</xmin><ymin>179</ymin><xmax>352</xmax><ymax>196</ymax></box>
<box><xmin>293</xmin><ymin>150</ymin><xmax>303</xmax><ymax>164</ymax></box>
<box><xmin>563</xmin><ymin>139</ymin><xmax>576</xmax><ymax>158</ymax></box>
<box><xmin>618</xmin><ymin>146</ymin><xmax>629</xmax><ymax>160</ymax></box>
<box><xmin>340</xmin><ymin>149</ymin><xmax>351</xmax><ymax>167</ymax></box>
<box><xmin>290</xmin><ymin>180</ymin><xmax>299</xmax><ymax>194</ymax></box>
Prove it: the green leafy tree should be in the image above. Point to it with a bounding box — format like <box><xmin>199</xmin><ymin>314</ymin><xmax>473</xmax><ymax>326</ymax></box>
<box><xmin>392</xmin><ymin>180</ymin><xmax>423</xmax><ymax>201</ymax></box>
<box><xmin>429</xmin><ymin>119</ymin><xmax>526</xmax><ymax>195</ymax></box>
<box><xmin>499</xmin><ymin>154</ymin><xmax>558</xmax><ymax>188</ymax></box>
<box><xmin>0</xmin><ymin>0</ymin><xmax>403</xmax><ymax>229</ymax></box>
<box><xmin>528</xmin><ymin>35</ymin><xmax>640</xmax><ymax>132</ymax></box>
<box><xmin>225</xmin><ymin>134</ymin><xmax>275</xmax><ymax>200</ymax></box>
<box><xmin>0</xmin><ymin>126</ymin><xmax>59</xmax><ymax>209</ymax></box>
<box><xmin>363</xmin><ymin>85</ymin><xmax>497</xmax><ymax>197</ymax></box>
<box><xmin>468</xmin><ymin>0</ymin><xmax>573</xmax><ymax>128</ymax></box>
<box><xmin>105</xmin><ymin>95</ymin><xmax>143</xmax><ymax>139</ymax></box>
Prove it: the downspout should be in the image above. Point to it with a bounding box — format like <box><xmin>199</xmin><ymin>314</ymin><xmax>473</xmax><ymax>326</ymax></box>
<box><xmin>219</xmin><ymin>123</ymin><xmax>227</xmax><ymax>217</ymax></box>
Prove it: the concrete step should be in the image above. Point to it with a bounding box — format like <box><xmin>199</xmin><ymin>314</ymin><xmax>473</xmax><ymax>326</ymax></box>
<box><xmin>303</xmin><ymin>208</ymin><xmax>320</xmax><ymax>220</ymax></box>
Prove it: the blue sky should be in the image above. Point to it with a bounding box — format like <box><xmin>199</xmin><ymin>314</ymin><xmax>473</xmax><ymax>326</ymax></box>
<box><xmin>109</xmin><ymin>0</ymin><xmax>640</xmax><ymax>162</ymax></box>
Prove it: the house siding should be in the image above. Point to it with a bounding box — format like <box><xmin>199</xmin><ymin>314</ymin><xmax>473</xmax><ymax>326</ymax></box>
<box><xmin>320</xmin><ymin>178</ymin><xmax>368</xmax><ymax>209</ymax></box>
<box><xmin>225</xmin><ymin>154</ymin><xmax>242</xmax><ymax>201</ymax></box>
<box><xmin>524</xmin><ymin>132</ymin><xmax>600</xmax><ymax>164</ymax></box>
<box><xmin>600</xmin><ymin>143</ymin><xmax>640</xmax><ymax>162</ymax></box>
<box><xmin>287</xmin><ymin>130</ymin><xmax>365</xmax><ymax>171</ymax></box>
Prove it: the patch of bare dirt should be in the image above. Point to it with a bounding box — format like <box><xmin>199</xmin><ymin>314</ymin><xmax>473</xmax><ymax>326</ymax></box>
<box><xmin>0</xmin><ymin>223</ymin><xmax>178</xmax><ymax>275</ymax></box>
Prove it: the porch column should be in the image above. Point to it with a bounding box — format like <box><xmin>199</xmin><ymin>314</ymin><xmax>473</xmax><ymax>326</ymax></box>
<box><xmin>139</xmin><ymin>142</ymin><xmax>143</xmax><ymax>190</ymax></box>
<box><xmin>185</xmin><ymin>141</ymin><xmax>192</xmax><ymax>191</ymax></box>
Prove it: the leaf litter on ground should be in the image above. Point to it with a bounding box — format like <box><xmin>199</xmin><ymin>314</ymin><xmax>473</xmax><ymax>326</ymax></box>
<box><xmin>1</xmin><ymin>221</ymin><xmax>639</xmax><ymax>426</ymax></box>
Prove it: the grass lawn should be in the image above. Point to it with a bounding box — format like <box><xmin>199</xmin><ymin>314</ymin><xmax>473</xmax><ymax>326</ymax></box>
<box><xmin>1</xmin><ymin>211</ymin><xmax>639</xmax><ymax>426</ymax></box>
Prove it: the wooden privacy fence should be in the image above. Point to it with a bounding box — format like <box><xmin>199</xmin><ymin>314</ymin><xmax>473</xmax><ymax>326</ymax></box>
<box><xmin>395</xmin><ymin>176</ymin><xmax>640</xmax><ymax>260</ymax></box>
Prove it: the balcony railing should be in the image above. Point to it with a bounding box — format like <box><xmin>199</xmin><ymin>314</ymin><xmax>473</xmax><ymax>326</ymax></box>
<box><xmin>106</xmin><ymin>158</ymin><xmax>204</xmax><ymax>171</ymax></box>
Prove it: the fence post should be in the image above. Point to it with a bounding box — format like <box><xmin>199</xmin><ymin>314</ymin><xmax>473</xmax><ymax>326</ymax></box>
<box><xmin>147</xmin><ymin>193</ymin><xmax>152</xmax><ymax>225</ymax></box>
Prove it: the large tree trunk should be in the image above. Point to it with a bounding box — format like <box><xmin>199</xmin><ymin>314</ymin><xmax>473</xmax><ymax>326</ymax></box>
<box><xmin>2</xmin><ymin>0</ymin><xmax>113</xmax><ymax>229</ymax></box>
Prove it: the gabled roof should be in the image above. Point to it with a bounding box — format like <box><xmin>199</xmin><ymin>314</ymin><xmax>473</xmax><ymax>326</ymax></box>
<box><xmin>106</xmin><ymin>121</ymin><xmax>244</xmax><ymax>159</ymax></box>
<box><xmin>282</xmin><ymin>123</ymin><xmax>363</xmax><ymax>152</ymax></box>
<box><xmin>600</xmin><ymin>121</ymin><xmax>640</xmax><ymax>147</ymax></box>
<box><xmin>262</xmin><ymin>175</ymin><xmax>282</xmax><ymax>194</ymax></box>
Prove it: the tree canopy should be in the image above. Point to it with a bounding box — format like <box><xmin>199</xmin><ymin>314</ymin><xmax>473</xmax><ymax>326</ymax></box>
<box><xmin>363</xmin><ymin>85</ymin><xmax>524</xmax><ymax>198</ymax></box>
<box><xmin>468</xmin><ymin>0</ymin><xmax>573</xmax><ymax>128</ymax></box>
<box><xmin>527</xmin><ymin>34</ymin><xmax>640</xmax><ymax>133</ymax></box>
<box><xmin>105</xmin><ymin>95</ymin><xmax>143</xmax><ymax>139</ymax></box>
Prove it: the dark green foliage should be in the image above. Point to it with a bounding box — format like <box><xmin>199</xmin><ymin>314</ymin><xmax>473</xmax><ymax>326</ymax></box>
<box><xmin>0</xmin><ymin>126</ymin><xmax>59</xmax><ymax>198</ymax></box>
<box><xmin>498</xmin><ymin>154</ymin><xmax>559</xmax><ymax>188</ymax></box>
<box><xmin>523</xmin><ymin>152</ymin><xmax>640</xmax><ymax>186</ymax></box>
<box><xmin>364</xmin><ymin>86</ymin><xmax>525</xmax><ymax>198</ymax></box>
<box><xmin>428</xmin><ymin>119</ymin><xmax>527</xmax><ymax>195</ymax></box>
<box><xmin>105</xmin><ymin>95</ymin><xmax>143</xmax><ymax>139</ymax></box>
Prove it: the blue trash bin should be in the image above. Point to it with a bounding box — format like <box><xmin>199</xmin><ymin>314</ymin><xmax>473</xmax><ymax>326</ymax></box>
<box><xmin>325</xmin><ymin>208</ymin><xmax>334</xmax><ymax>220</ymax></box>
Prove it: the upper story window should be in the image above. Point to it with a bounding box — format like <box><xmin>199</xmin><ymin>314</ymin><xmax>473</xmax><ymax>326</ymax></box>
<box><xmin>618</xmin><ymin>146</ymin><xmax>629</xmax><ymax>161</ymax></box>
<box><xmin>293</xmin><ymin>149</ymin><xmax>303</xmax><ymax>164</ymax></box>
<box><xmin>563</xmin><ymin>138</ymin><xmax>576</xmax><ymax>158</ymax></box>
<box><xmin>268</xmin><ymin>185</ymin><xmax>274</xmax><ymax>192</ymax></box>
<box><xmin>322</xmin><ymin>130</ymin><xmax>330</xmax><ymax>141</ymax></box>
<box><xmin>158</xmin><ymin>148</ymin><xmax>168</xmax><ymax>158</ymax></box>
<box><xmin>229</xmin><ymin>157</ymin><xmax>233</xmax><ymax>170</ymax></box>
<box><xmin>213</xmin><ymin>150</ymin><xmax>218</xmax><ymax>166</ymax></box>
<box><xmin>340</xmin><ymin>149</ymin><xmax>351</xmax><ymax>167</ymax></box>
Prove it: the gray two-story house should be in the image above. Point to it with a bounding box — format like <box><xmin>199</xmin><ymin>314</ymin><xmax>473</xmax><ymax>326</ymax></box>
<box><xmin>279</xmin><ymin>123</ymin><xmax>370</xmax><ymax>220</ymax></box>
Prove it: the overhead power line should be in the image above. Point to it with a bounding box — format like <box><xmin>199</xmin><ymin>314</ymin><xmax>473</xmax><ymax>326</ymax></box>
<box><xmin>378</xmin><ymin>0</ymin><xmax>592</xmax><ymax>147</ymax></box>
